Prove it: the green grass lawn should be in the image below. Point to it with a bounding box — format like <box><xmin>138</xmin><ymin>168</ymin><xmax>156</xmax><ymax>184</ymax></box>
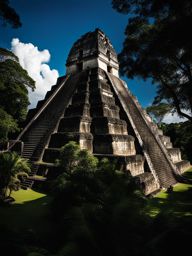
<box><xmin>11</xmin><ymin>189</ymin><xmax>46</xmax><ymax>204</ymax></box>
<box><xmin>0</xmin><ymin>189</ymin><xmax>52</xmax><ymax>238</ymax></box>
<box><xmin>147</xmin><ymin>167</ymin><xmax>192</xmax><ymax>217</ymax></box>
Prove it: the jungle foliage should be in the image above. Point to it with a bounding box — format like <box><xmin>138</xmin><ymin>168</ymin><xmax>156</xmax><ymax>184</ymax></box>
<box><xmin>0</xmin><ymin>0</ymin><xmax>21</xmax><ymax>28</ymax></box>
<box><xmin>112</xmin><ymin>0</ymin><xmax>192</xmax><ymax>122</ymax></box>
<box><xmin>0</xmin><ymin>49</ymin><xmax>35</xmax><ymax>141</ymax></box>
<box><xmin>0</xmin><ymin>151</ymin><xmax>30</xmax><ymax>201</ymax></box>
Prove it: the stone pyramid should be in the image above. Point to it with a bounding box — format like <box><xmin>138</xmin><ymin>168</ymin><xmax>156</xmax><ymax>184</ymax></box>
<box><xmin>13</xmin><ymin>29</ymin><xmax>190</xmax><ymax>194</ymax></box>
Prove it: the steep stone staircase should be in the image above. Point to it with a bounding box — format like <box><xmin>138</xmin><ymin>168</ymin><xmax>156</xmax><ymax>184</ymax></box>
<box><xmin>42</xmin><ymin>70</ymin><xmax>93</xmax><ymax>164</ymax></box>
<box><xmin>107</xmin><ymin>73</ymin><xmax>181</xmax><ymax>190</ymax></box>
<box><xmin>17</xmin><ymin>73</ymin><xmax>86</xmax><ymax>188</ymax></box>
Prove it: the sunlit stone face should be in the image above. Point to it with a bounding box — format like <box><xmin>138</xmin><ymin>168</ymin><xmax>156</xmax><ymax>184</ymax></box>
<box><xmin>112</xmin><ymin>140</ymin><xmax>136</xmax><ymax>156</ymax></box>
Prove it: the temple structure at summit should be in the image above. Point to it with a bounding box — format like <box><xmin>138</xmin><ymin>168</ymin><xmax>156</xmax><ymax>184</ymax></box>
<box><xmin>12</xmin><ymin>29</ymin><xmax>190</xmax><ymax>194</ymax></box>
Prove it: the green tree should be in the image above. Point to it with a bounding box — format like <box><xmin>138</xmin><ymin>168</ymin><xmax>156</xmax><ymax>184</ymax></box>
<box><xmin>146</xmin><ymin>103</ymin><xmax>172</xmax><ymax>124</ymax></box>
<box><xmin>112</xmin><ymin>0</ymin><xmax>192</xmax><ymax>122</ymax></box>
<box><xmin>0</xmin><ymin>0</ymin><xmax>21</xmax><ymax>28</ymax></box>
<box><xmin>0</xmin><ymin>151</ymin><xmax>30</xmax><ymax>200</ymax></box>
<box><xmin>51</xmin><ymin>142</ymin><xmax>148</xmax><ymax>256</ymax></box>
<box><xmin>0</xmin><ymin>48</ymin><xmax>35</xmax><ymax>141</ymax></box>
<box><xmin>56</xmin><ymin>141</ymin><xmax>81</xmax><ymax>173</ymax></box>
<box><xmin>0</xmin><ymin>108</ymin><xmax>18</xmax><ymax>142</ymax></box>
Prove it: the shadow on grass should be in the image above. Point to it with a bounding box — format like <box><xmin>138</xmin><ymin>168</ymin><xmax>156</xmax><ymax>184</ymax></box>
<box><xmin>147</xmin><ymin>185</ymin><xmax>192</xmax><ymax>218</ymax></box>
<box><xmin>183</xmin><ymin>169</ymin><xmax>192</xmax><ymax>179</ymax></box>
<box><xmin>0</xmin><ymin>193</ymin><xmax>53</xmax><ymax>244</ymax></box>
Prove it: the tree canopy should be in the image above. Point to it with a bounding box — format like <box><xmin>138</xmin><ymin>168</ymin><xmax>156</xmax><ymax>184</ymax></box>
<box><xmin>112</xmin><ymin>0</ymin><xmax>192</xmax><ymax>121</ymax></box>
<box><xmin>0</xmin><ymin>0</ymin><xmax>21</xmax><ymax>28</ymax></box>
<box><xmin>51</xmin><ymin>141</ymin><xmax>147</xmax><ymax>256</ymax></box>
<box><xmin>0</xmin><ymin>49</ymin><xmax>35</xmax><ymax>141</ymax></box>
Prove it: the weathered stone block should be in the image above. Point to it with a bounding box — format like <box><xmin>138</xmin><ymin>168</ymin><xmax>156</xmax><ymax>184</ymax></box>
<box><xmin>126</xmin><ymin>155</ymin><xmax>145</xmax><ymax>176</ymax></box>
<box><xmin>136</xmin><ymin>173</ymin><xmax>159</xmax><ymax>195</ymax></box>
<box><xmin>90</xmin><ymin>92</ymin><xmax>116</xmax><ymax>106</ymax></box>
<box><xmin>58</xmin><ymin>116</ymin><xmax>91</xmax><ymax>133</ymax></box>
<box><xmin>92</xmin><ymin>117</ymin><xmax>127</xmax><ymax>135</ymax></box>
<box><xmin>89</xmin><ymin>80</ymin><xmax>111</xmax><ymax>92</ymax></box>
<box><xmin>168</xmin><ymin>148</ymin><xmax>181</xmax><ymax>163</ymax></box>
<box><xmin>175</xmin><ymin>160</ymin><xmax>191</xmax><ymax>174</ymax></box>
<box><xmin>93</xmin><ymin>134</ymin><xmax>135</xmax><ymax>156</ymax></box>
<box><xmin>91</xmin><ymin>103</ymin><xmax>120</xmax><ymax>118</ymax></box>
<box><xmin>159</xmin><ymin>135</ymin><xmax>172</xmax><ymax>148</ymax></box>
<box><xmin>65</xmin><ymin>103</ymin><xmax>90</xmax><ymax>117</ymax></box>
<box><xmin>49</xmin><ymin>132</ymin><xmax>93</xmax><ymax>152</ymax></box>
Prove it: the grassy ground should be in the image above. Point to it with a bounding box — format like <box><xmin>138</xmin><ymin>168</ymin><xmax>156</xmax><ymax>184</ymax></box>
<box><xmin>147</xmin><ymin>167</ymin><xmax>192</xmax><ymax>217</ymax></box>
<box><xmin>0</xmin><ymin>168</ymin><xmax>191</xmax><ymax>245</ymax></box>
<box><xmin>0</xmin><ymin>189</ymin><xmax>52</xmax><ymax>239</ymax></box>
<box><xmin>11</xmin><ymin>189</ymin><xmax>46</xmax><ymax>204</ymax></box>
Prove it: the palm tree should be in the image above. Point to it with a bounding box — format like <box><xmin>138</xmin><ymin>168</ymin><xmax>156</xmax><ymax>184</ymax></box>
<box><xmin>0</xmin><ymin>151</ymin><xmax>30</xmax><ymax>200</ymax></box>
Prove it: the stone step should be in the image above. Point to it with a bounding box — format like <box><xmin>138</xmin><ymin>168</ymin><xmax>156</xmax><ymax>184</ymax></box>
<box><xmin>167</xmin><ymin>148</ymin><xmax>181</xmax><ymax>163</ymax></box>
<box><xmin>175</xmin><ymin>160</ymin><xmax>191</xmax><ymax>174</ymax></box>
<box><xmin>58</xmin><ymin>116</ymin><xmax>91</xmax><ymax>133</ymax></box>
<box><xmin>49</xmin><ymin>132</ymin><xmax>93</xmax><ymax>149</ymax></box>
<box><xmin>92</xmin><ymin>116</ymin><xmax>128</xmax><ymax>135</ymax></box>
<box><xmin>89</xmin><ymin>91</ymin><xmax>116</xmax><ymax>105</ymax></box>
<box><xmin>107</xmin><ymin>73</ymin><xmax>177</xmax><ymax>188</ymax></box>
<box><xmin>93</xmin><ymin>134</ymin><xmax>136</xmax><ymax>156</ymax></box>
<box><xmin>65</xmin><ymin>103</ymin><xmax>90</xmax><ymax>117</ymax></box>
<box><xmin>125</xmin><ymin>154</ymin><xmax>145</xmax><ymax>176</ymax></box>
<box><xmin>135</xmin><ymin>172</ymin><xmax>160</xmax><ymax>195</ymax></box>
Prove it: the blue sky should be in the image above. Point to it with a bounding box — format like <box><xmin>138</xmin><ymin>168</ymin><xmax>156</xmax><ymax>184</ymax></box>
<box><xmin>0</xmin><ymin>0</ymin><xmax>156</xmax><ymax>107</ymax></box>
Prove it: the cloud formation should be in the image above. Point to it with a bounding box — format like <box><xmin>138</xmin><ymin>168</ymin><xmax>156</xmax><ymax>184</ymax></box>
<box><xmin>11</xmin><ymin>38</ymin><xmax>59</xmax><ymax>108</ymax></box>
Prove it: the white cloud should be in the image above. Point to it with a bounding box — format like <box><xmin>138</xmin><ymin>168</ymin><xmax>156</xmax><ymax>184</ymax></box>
<box><xmin>162</xmin><ymin>110</ymin><xmax>191</xmax><ymax>123</ymax></box>
<box><xmin>11</xmin><ymin>38</ymin><xmax>59</xmax><ymax>108</ymax></box>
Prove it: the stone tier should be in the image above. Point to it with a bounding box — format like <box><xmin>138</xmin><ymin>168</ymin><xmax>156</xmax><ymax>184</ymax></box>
<box><xmin>167</xmin><ymin>148</ymin><xmax>181</xmax><ymax>163</ymax></box>
<box><xmin>89</xmin><ymin>79</ymin><xmax>112</xmax><ymax>93</ymax></box>
<box><xmin>159</xmin><ymin>134</ymin><xmax>190</xmax><ymax>172</ymax></box>
<box><xmin>58</xmin><ymin>116</ymin><xmax>92</xmax><ymax>133</ymax></box>
<box><xmin>89</xmin><ymin>90</ymin><xmax>116</xmax><ymax>105</ymax></box>
<box><xmin>91</xmin><ymin>103</ymin><xmax>120</xmax><ymax>119</ymax></box>
<box><xmin>89</xmin><ymin>67</ymin><xmax>105</xmax><ymax>75</ymax></box>
<box><xmin>136</xmin><ymin>172</ymin><xmax>160</xmax><ymax>195</ymax></box>
<box><xmin>89</xmin><ymin>68</ymin><xmax>107</xmax><ymax>78</ymax></box>
<box><xmin>44</xmin><ymin>132</ymin><xmax>93</xmax><ymax>163</ymax></box>
<box><xmin>91</xmin><ymin>117</ymin><xmax>127</xmax><ymax>135</ymax></box>
<box><xmin>93</xmin><ymin>134</ymin><xmax>136</xmax><ymax>156</ymax></box>
<box><xmin>65</xmin><ymin>103</ymin><xmax>90</xmax><ymax>117</ymax></box>
<box><xmin>125</xmin><ymin>155</ymin><xmax>145</xmax><ymax>176</ymax></box>
<box><xmin>90</xmin><ymin>75</ymin><xmax>109</xmax><ymax>85</ymax></box>
<box><xmin>48</xmin><ymin>132</ymin><xmax>93</xmax><ymax>151</ymax></box>
<box><xmin>159</xmin><ymin>135</ymin><xmax>173</xmax><ymax>149</ymax></box>
<box><xmin>175</xmin><ymin>160</ymin><xmax>191</xmax><ymax>174</ymax></box>
<box><xmin>71</xmin><ymin>91</ymin><xmax>89</xmax><ymax>105</ymax></box>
